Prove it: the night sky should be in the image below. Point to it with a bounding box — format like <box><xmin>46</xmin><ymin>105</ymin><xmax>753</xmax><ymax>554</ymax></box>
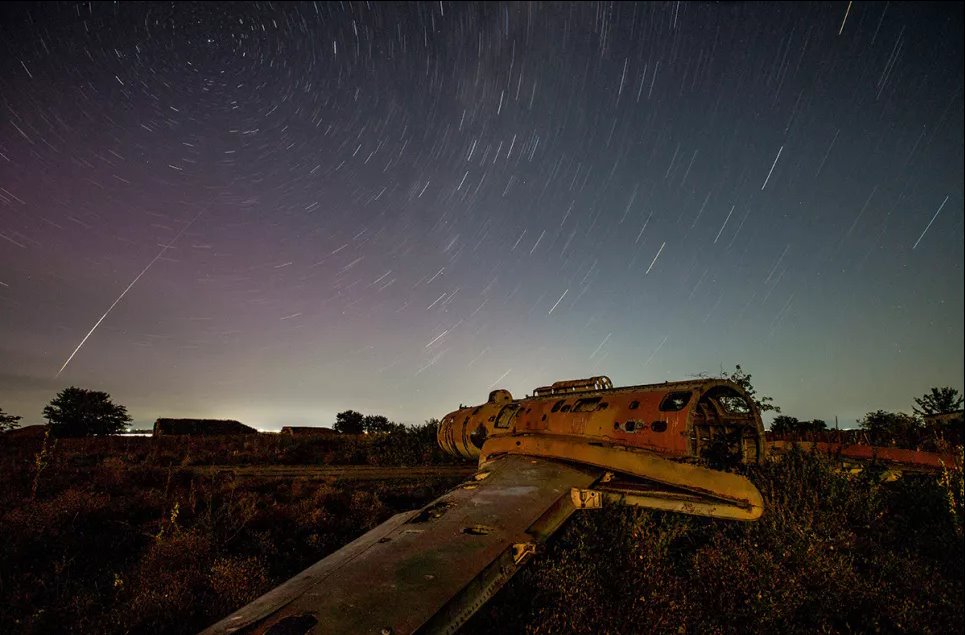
<box><xmin>1</xmin><ymin>2</ymin><xmax>962</xmax><ymax>430</ymax></box>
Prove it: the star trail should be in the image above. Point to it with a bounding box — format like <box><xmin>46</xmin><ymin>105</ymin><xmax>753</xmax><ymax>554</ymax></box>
<box><xmin>1</xmin><ymin>2</ymin><xmax>962</xmax><ymax>429</ymax></box>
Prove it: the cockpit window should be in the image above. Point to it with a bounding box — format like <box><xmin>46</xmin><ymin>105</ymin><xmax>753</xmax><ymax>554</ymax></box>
<box><xmin>495</xmin><ymin>404</ymin><xmax>520</xmax><ymax>429</ymax></box>
<box><xmin>659</xmin><ymin>391</ymin><xmax>692</xmax><ymax>412</ymax></box>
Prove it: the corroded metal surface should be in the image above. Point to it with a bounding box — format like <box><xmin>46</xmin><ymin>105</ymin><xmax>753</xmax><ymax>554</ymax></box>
<box><xmin>203</xmin><ymin>375</ymin><xmax>774</xmax><ymax>635</ymax></box>
<box><xmin>438</xmin><ymin>376</ymin><xmax>766</xmax><ymax>465</ymax></box>
<box><xmin>200</xmin><ymin>456</ymin><xmax>600</xmax><ymax>635</ymax></box>
<box><xmin>768</xmin><ymin>440</ymin><xmax>958</xmax><ymax>472</ymax></box>
<box><xmin>481</xmin><ymin>434</ymin><xmax>763</xmax><ymax>520</ymax></box>
<box><xmin>533</xmin><ymin>376</ymin><xmax>614</xmax><ymax>396</ymax></box>
<box><xmin>203</xmin><ymin>377</ymin><xmax>962</xmax><ymax>635</ymax></box>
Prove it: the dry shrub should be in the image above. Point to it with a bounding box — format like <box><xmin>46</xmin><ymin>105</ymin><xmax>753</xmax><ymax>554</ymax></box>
<box><xmin>122</xmin><ymin>531</ymin><xmax>218</xmax><ymax>633</ymax></box>
<box><xmin>466</xmin><ymin>448</ymin><xmax>965</xmax><ymax>635</ymax></box>
<box><xmin>209</xmin><ymin>556</ymin><xmax>269</xmax><ymax>607</ymax></box>
<box><xmin>19</xmin><ymin>432</ymin><xmax>961</xmax><ymax>633</ymax></box>
<box><xmin>0</xmin><ymin>430</ymin><xmax>464</xmax><ymax>634</ymax></box>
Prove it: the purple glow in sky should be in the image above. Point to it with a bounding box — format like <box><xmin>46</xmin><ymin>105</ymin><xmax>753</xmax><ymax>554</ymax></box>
<box><xmin>1</xmin><ymin>2</ymin><xmax>962</xmax><ymax>430</ymax></box>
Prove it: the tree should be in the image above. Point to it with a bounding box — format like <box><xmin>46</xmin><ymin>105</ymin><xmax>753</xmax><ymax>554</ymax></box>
<box><xmin>42</xmin><ymin>387</ymin><xmax>132</xmax><ymax>437</ymax></box>
<box><xmin>334</xmin><ymin>410</ymin><xmax>364</xmax><ymax>434</ymax></box>
<box><xmin>913</xmin><ymin>387</ymin><xmax>963</xmax><ymax>417</ymax></box>
<box><xmin>770</xmin><ymin>415</ymin><xmax>799</xmax><ymax>435</ymax></box>
<box><xmin>770</xmin><ymin>416</ymin><xmax>827</xmax><ymax>436</ymax></box>
<box><xmin>860</xmin><ymin>410</ymin><xmax>922</xmax><ymax>448</ymax></box>
<box><xmin>807</xmin><ymin>419</ymin><xmax>828</xmax><ymax>433</ymax></box>
<box><xmin>0</xmin><ymin>407</ymin><xmax>22</xmax><ymax>433</ymax></box>
<box><xmin>720</xmin><ymin>364</ymin><xmax>781</xmax><ymax>414</ymax></box>
<box><xmin>362</xmin><ymin>414</ymin><xmax>403</xmax><ymax>435</ymax></box>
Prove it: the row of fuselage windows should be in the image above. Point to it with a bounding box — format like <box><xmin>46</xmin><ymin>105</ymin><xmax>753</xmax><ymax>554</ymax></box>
<box><xmin>547</xmin><ymin>390</ymin><xmax>693</xmax><ymax>415</ymax></box>
<box><xmin>486</xmin><ymin>391</ymin><xmax>694</xmax><ymax>430</ymax></box>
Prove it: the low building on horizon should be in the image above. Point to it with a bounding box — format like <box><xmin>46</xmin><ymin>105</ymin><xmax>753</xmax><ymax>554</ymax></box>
<box><xmin>2</xmin><ymin>424</ymin><xmax>50</xmax><ymax>439</ymax></box>
<box><xmin>153</xmin><ymin>418</ymin><xmax>258</xmax><ymax>437</ymax></box>
<box><xmin>923</xmin><ymin>409</ymin><xmax>964</xmax><ymax>445</ymax></box>
<box><xmin>923</xmin><ymin>410</ymin><xmax>964</xmax><ymax>427</ymax></box>
<box><xmin>280</xmin><ymin>426</ymin><xmax>337</xmax><ymax>436</ymax></box>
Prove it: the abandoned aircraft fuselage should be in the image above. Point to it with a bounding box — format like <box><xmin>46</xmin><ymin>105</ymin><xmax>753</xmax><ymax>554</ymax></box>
<box><xmin>439</xmin><ymin>376</ymin><xmax>766</xmax><ymax>465</ymax></box>
<box><xmin>202</xmin><ymin>376</ymin><xmax>767</xmax><ymax>635</ymax></box>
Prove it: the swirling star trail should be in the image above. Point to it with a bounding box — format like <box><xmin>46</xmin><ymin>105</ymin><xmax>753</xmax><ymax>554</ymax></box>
<box><xmin>1</xmin><ymin>2</ymin><xmax>961</xmax><ymax>429</ymax></box>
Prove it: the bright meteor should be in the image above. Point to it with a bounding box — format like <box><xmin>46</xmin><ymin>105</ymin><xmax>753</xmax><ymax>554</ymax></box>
<box><xmin>55</xmin><ymin>212</ymin><xmax>203</xmax><ymax>378</ymax></box>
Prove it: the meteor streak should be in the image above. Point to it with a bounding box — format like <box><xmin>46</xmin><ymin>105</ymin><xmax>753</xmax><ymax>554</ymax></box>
<box><xmin>55</xmin><ymin>212</ymin><xmax>203</xmax><ymax>377</ymax></box>
<box><xmin>761</xmin><ymin>145</ymin><xmax>783</xmax><ymax>190</ymax></box>
<box><xmin>912</xmin><ymin>195</ymin><xmax>949</xmax><ymax>250</ymax></box>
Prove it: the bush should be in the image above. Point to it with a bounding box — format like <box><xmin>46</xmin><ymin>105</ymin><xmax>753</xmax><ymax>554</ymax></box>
<box><xmin>0</xmin><ymin>433</ymin><xmax>466</xmax><ymax>635</ymax></box>
<box><xmin>465</xmin><ymin>448</ymin><xmax>965</xmax><ymax>634</ymax></box>
<box><xmin>2</xmin><ymin>426</ymin><xmax>961</xmax><ymax>634</ymax></box>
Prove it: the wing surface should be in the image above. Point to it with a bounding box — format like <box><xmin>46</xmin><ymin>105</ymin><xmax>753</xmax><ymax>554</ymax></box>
<box><xmin>201</xmin><ymin>455</ymin><xmax>601</xmax><ymax>635</ymax></box>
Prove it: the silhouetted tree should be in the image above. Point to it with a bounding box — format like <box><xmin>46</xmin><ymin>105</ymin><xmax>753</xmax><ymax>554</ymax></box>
<box><xmin>808</xmin><ymin>419</ymin><xmax>828</xmax><ymax>433</ymax></box>
<box><xmin>419</xmin><ymin>418</ymin><xmax>440</xmax><ymax>440</ymax></box>
<box><xmin>334</xmin><ymin>410</ymin><xmax>364</xmax><ymax>434</ymax></box>
<box><xmin>771</xmin><ymin>415</ymin><xmax>801</xmax><ymax>434</ymax></box>
<box><xmin>362</xmin><ymin>414</ymin><xmax>403</xmax><ymax>434</ymax></box>
<box><xmin>769</xmin><ymin>416</ymin><xmax>826</xmax><ymax>436</ymax></box>
<box><xmin>913</xmin><ymin>387</ymin><xmax>963</xmax><ymax>416</ymax></box>
<box><xmin>860</xmin><ymin>410</ymin><xmax>922</xmax><ymax>448</ymax></box>
<box><xmin>770</xmin><ymin>415</ymin><xmax>799</xmax><ymax>435</ymax></box>
<box><xmin>0</xmin><ymin>407</ymin><xmax>22</xmax><ymax>433</ymax></box>
<box><xmin>720</xmin><ymin>364</ymin><xmax>780</xmax><ymax>413</ymax></box>
<box><xmin>42</xmin><ymin>387</ymin><xmax>131</xmax><ymax>437</ymax></box>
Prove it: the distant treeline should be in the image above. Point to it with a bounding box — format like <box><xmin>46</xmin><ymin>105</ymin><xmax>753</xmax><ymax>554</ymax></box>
<box><xmin>1</xmin><ymin>427</ymin><xmax>961</xmax><ymax>634</ymax></box>
<box><xmin>1</xmin><ymin>419</ymin><xmax>456</xmax><ymax>469</ymax></box>
<box><xmin>769</xmin><ymin>409</ymin><xmax>963</xmax><ymax>450</ymax></box>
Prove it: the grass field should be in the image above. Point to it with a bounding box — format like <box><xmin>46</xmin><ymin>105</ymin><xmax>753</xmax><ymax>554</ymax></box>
<box><xmin>1</xmin><ymin>429</ymin><xmax>961</xmax><ymax>634</ymax></box>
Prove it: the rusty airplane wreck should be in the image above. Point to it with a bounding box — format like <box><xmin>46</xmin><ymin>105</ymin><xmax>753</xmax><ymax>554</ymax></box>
<box><xmin>202</xmin><ymin>375</ymin><xmax>954</xmax><ymax>635</ymax></box>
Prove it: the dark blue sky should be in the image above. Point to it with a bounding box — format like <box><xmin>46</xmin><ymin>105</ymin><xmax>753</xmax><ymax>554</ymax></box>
<box><xmin>1</xmin><ymin>2</ymin><xmax>962</xmax><ymax>429</ymax></box>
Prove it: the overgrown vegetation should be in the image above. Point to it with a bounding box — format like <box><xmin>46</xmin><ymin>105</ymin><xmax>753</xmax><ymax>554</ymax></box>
<box><xmin>466</xmin><ymin>448</ymin><xmax>965</xmax><ymax>634</ymax></box>
<box><xmin>770</xmin><ymin>409</ymin><xmax>964</xmax><ymax>451</ymax></box>
<box><xmin>763</xmin><ymin>384</ymin><xmax>963</xmax><ymax>451</ymax></box>
<box><xmin>2</xmin><ymin>395</ymin><xmax>962</xmax><ymax>634</ymax></box>
<box><xmin>333</xmin><ymin>409</ymin><xmax>406</xmax><ymax>434</ymax></box>
<box><xmin>914</xmin><ymin>387</ymin><xmax>963</xmax><ymax>417</ymax></box>
<box><xmin>720</xmin><ymin>364</ymin><xmax>781</xmax><ymax>414</ymax></box>
<box><xmin>0</xmin><ymin>425</ymin><xmax>465</xmax><ymax>634</ymax></box>
<box><xmin>0</xmin><ymin>406</ymin><xmax>22</xmax><ymax>433</ymax></box>
<box><xmin>770</xmin><ymin>415</ymin><xmax>828</xmax><ymax>435</ymax></box>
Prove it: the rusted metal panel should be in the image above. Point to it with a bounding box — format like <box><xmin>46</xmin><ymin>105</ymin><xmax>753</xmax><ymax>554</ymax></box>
<box><xmin>923</xmin><ymin>410</ymin><xmax>964</xmax><ymax>426</ymax></box>
<box><xmin>201</xmin><ymin>509</ymin><xmax>420</xmax><ymax>635</ymax></box>
<box><xmin>768</xmin><ymin>440</ymin><xmax>958</xmax><ymax>472</ymax></box>
<box><xmin>570</xmin><ymin>488</ymin><xmax>603</xmax><ymax>509</ymax></box>
<box><xmin>200</xmin><ymin>456</ymin><xmax>600</xmax><ymax>635</ymax></box>
<box><xmin>481</xmin><ymin>434</ymin><xmax>763</xmax><ymax>520</ymax></box>
<box><xmin>208</xmin><ymin>376</ymin><xmax>965</xmax><ymax>635</ymax></box>
<box><xmin>438</xmin><ymin>377</ymin><xmax>765</xmax><ymax>465</ymax></box>
<box><xmin>593</xmin><ymin>476</ymin><xmax>761</xmax><ymax>521</ymax></box>
<box><xmin>533</xmin><ymin>376</ymin><xmax>613</xmax><ymax>396</ymax></box>
<box><xmin>205</xmin><ymin>375</ymin><xmax>773</xmax><ymax>635</ymax></box>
